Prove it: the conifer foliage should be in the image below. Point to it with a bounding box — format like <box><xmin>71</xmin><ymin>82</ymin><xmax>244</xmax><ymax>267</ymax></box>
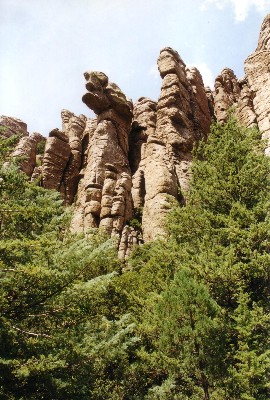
<box><xmin>144</xmin><ymin>118</ymin><xmax>270</xmax><ymax>399</ymax></box>
<box><xmin>0</xmin><ymin>118</ymin><xmax>269</xmax><ymax>399</ymax></box>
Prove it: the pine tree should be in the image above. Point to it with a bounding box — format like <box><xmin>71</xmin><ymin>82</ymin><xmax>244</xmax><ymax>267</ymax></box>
<box><xmin>0</xmin><ymin>136</ymin><xmax>138</xmax><ymax>399</ymax></box>
<box><xmin>163</xmin><ymin>118</ymin><xmax>270</xmax><ymax>398</ymax></box>
<box><xmin>124</xmin><ymin>118</ymin><xmax>270</xmax><ymax>398</ymax></box>
<box><xmin>156</xmin><ymin>268</ymin><xmax>223</xmax><ymax>400</ymax></box>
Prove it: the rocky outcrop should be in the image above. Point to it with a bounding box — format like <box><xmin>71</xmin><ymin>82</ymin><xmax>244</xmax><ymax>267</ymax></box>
<box><xmin>42</xmin><ymin>128</ymin><xmax>71</xmax><ymax>191</ymax></box>
<box><xmin>213</xmin><ymin>68</ymin><xmax>241</xmax><ymax>123</ymax></box>
<box><xmin>132</xmin><ymin>48</ymin><xmax>211</xmax><ymax>241</ymax></box>
<box><xmin>41</xmin><ymin>110</ymin><xmax>86</xmax><ymax>202</ymax></box>
<box><xmin>130</xmin><ymin>97</ymin><xmax>157</xmax><ymax>211</ymax></box>
<box><xmin>209</xmin><ymin>14</ymin><xmax>270</xmax><ymax>155</ymax></box>
<box><xmin>4</xmin><ymin>13</ymin><xmax>270</xmax><ymax>256</ymax></box>
<box><xmin>0</xmin><ymin>116</ymin><xmax>28</xmax><ymax>138</ymax></box>
<box><xmin>118</xmin><ymin>225</ymin><xmax>143</xmax><ymax>259</ymax></box>
<box><xmin>212</xmin><ymin>67</ymin><xmax>258</xmax><ymax>130</ymax></box>
<box><xmin>71</xmin><ymin>71</ymin><xmax>133</xmax><ymax>238</ymax></box>
<box><xmin>235</xmin><ymin>78</ymin><xmax>257</xmax><ymax>128</ymax></box>
<box><xmin>244</xmin><ymin>13</ymin><xmax>270</xmax><ymax>154</ymax></box>
<box><xmin>0</xmin><ymin>116</ymin><xmax>45</xmax><ymax>178</ymax></box>
<box><xmin>62</xmin><ymin>110</ymin><xmax>86</xmax><ymax>204</ymax></box>
<box><xmin>12</xmin><ymin>133</ymin><xmax>44</xmax><ymax>177</ymax></box>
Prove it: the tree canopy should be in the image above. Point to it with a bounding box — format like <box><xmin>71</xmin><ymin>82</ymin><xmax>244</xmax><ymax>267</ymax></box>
<box><xmin>1</xmin><ymin>118</ymin><xmax>269</xmax><ymax>399</ymax></box>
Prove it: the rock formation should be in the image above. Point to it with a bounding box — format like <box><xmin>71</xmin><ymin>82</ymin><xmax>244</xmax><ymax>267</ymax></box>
<box><xmin>4</xmin><ymin>13</ymin><xmax>270</xmax><ymax>256</ymax></box>
<box><xmin>42</xmin><ymin>128</ymin><xmax>71</xmax><ymax>192</ymax></box>
<box><xmin>213</xmin><ymin>68</ymin><xmax>241</xmax><ymax>123</ymax></box>
<box><xmin>130</xmin><ymin>48</ymin><xmax>211</xmax><ymax>241</ymax></box>
<box><xmin>12</xmin><ymin>133</ymin><xmax>45</xmax><ymax>177</ymax></box>
<box><xmin>244</xmin><ymin>13</ymin><xmax>270</xmax><ymax>154</ymax></box>
<box><xmin>118</xmin><ymin>225</ymin><xmax>143</xmax><ymax>260</ymax></box>
<box><xmin>71</xmin><ymin>71</ymin><xmax>133</xmax><ymax>239</ymax></box>
<box><xmin>0</xmin><ymin>116</ymin><xmax>28</xmax><ymax>138</ymax></box>
<box><xmin>41</xmin><ymin>110</ymin><xmax>86</xmax><ymax>202</ymax></box>
<box><xmin>212</xmin><ymin>13</ymin><xmax>270</xmax><ymax>155</ymax></box>
<box><xmin>62</xmin><ymin>110</ymin><xmax>86</xmax><ymax>204</ymax></box>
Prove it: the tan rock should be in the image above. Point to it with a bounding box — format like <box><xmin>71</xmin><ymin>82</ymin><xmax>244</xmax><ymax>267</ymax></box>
<box><xmin>71</xmin><ymin>71</ymin><xmax>133</xmax><ymax>236</ymax></box>
<box><xmin>213</xmin><ymin>68</ymin><xmax>240</xmax><ymax>123</ymax></box>
<box><xmin>42</xmin><ymin>129</ymin><xmax>70</xmax><ymax>191</ymax></box>
<box><xmin>118</xmin><ymin>225</ymin><xmax>143</xmax><ymax>259</ymax></box>
<box><xmin>205</xmin><ymin>87</ymin><xmax>216</xmax><ymax>121</ymax></box>
<box><xmin>61</xmin><ymin>111</ymin><xmax>86</xmax><ymax>204</ymax></box>
<box><xmin>0</xmin><ymin>116</ymin><xmax>28</xmax><ymax>138</ymax></box>
<box><xmin>244</xmin><ymin>14</ymin><xmax>270</xmax><ymax>154</ymax></box>
<box><xmin>12</xmin><ymin>132</ymin><xmax>45</xmax><ymax>177</ymax></box>
<box><xmin>131</xmin><ymin>47</ymin><xmax>211</xmax><ymax>241</ymax></box>
<box><xmin>235</xmin><ymin>78</ymin><xmax>257</xmax><ymax>128</ymax></box>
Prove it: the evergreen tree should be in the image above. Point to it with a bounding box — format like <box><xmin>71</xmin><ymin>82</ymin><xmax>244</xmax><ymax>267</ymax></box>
<box><xmin>0</xmin><ymin>136</ymin><xmax>138</xmax><ymax>399</ymax></box>
<box><xmin>123</xmin><ymin>118</ymin><xmax>270</xmax><ymax>399</ymax></box>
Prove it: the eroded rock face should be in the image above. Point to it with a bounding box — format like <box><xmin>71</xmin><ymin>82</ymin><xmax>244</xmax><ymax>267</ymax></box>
<box><xmin>235</xmin><ymin>78</ymin><xmax>257</xmax><ymax>128</ymax></box>
<box><xmin>211</xmin><ymin>14</ymin><xmax>270</xmax><ymax>152</ymax></box>
<box><xmin>213</xmin><ymin>68</ymin><xmax>240</xmax><ymax>123</ymax></box>
<box><xmin>142</xmin><ymin>48</ymin><xmax>212</xmax><ymax>241</ymax></box>
<box><xmin>118</xmin><ymin>225</ymin><xmax>143</xmax><ymax>259</ymax></box>
<box><xmin>71</xmin><ymin>72</ymin><xmax>133</xmax><ymax>237</ymax></box>
<box><xmin>4</xmin><ymin>13</ymin><xmax>270</xmax><ymax>256</ymax></box>
<box><xmin>62</xmin><ymin>110</ymin><xmax>86</xmax><ymax>204</ymax></box>
<box><xmin>244</xmin><ymin>13</ymin><xmax>270</xmax><ymax>154</ymax></box>
<box><xmin>12</xmin><ymin>133</ymin><xmax>45</xmax><ymax>177</ymax></box>
<box><xmin>42</xmin><ymin>128</ymin><xmax>70</xmax><ymax>191</ymax></box>
<box><xmin>129</xmin><ymin>48</ymin><xmax>212</xmax><ymax>242</ymax></box>
<box><xmin>41</xmin><ymin>110</ymin><xmax>86</xmax><ymax>198</ymax></box>
<box><xmin>0</xmin><ymin>116</ymin><xmax>28</xmax><ymax>138</ymax></box>
<box><xmin>256</xmin><ymin>13</ymin><xmax>270</xmax><ymax>51</ymax></box>
<box><xmin>130</xmin><ymin>97</ymin><xmax>157</xmax><ymax>210</ymax></box>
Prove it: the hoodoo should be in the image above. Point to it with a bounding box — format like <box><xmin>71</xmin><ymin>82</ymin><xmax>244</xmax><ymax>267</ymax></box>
<box><xmin>1</xmin><ymin>13</ymin><xmax>269</xmax><ymax>253</ymax></box>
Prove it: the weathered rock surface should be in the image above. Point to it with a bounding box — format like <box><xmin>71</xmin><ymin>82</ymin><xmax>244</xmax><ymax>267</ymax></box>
<box><xmin>42</xmin><ymin>128</ymin><xmax>71</xmax><ymax>191</ymax></box>
<box><xmin>118</xmin><ymin>225</ymin><xmax>143</xmax><ymax>259</ymax></box>
<box><xmin>133</xmin><ymin>48</ymin><xmax>212</xmax><ymax>241</ymax></box>
<box><xmin>62</xmin><ymin>110</ymin><xmax>86</xmax><ymax>204</ymax></box>
<box><xmin>244</xmin><ymin>13</ymin><xmax>270</xmax><ymax>154</ymax></box>
<box><xmin>4</xmin><ymin>13</ymin><xmax>270</xmax><ymax>255</ymax></box>
<box><xmin>12</xmin><ymin>132</ymin><xmax>44</xmax><ymax>177</ymax></box>
<box><xmin>0</xmin><ymin>116</ymin><xmax>28</xmax><ymax>138</ymax></box>
<box><xmin>71</xmin><ymin>71</ymin><xmax>133</xmax><ymax>238</ymax></box>
<box><xmin>213</xmin><ymin>68</ymin><xmax>240</xmax><ymax>123</ymax></box>
<box><xmin>235</xmin><ymin>78</ymin><xmax>257</xmax><ymax>128</ymax></box>
<box><xmin>210</xmin><ymin>14</ymin><xmax>270</xmax><ymax>155</ymax></box>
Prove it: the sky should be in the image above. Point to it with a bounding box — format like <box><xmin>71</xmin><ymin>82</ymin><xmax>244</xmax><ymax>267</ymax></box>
<box><xmin>1</xmin><ymin>0</ymin><xmax>270</xmax><ymax>136</ymax></box>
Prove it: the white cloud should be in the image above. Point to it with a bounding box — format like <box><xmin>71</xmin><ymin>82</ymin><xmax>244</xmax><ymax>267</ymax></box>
<box><xmin>189</xmin><ymin>62</ymin><xmax>215</xmax><ymax>88</ymax></box>
<box><xmin>200</xmin><ymin>0</ymin><xmax>225</xmax><ymax>10</ymax></box>
<box><xmin>201</xmin><ymin>0</ymin><xmax>270</xmax><ymax>22</ymax></box>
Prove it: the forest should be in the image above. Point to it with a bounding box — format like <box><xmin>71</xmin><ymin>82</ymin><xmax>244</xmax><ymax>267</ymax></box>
<box><xmin>0</xmin><ymin>118</ymin><xmax>269</xmax><ymax>399</ymax></box>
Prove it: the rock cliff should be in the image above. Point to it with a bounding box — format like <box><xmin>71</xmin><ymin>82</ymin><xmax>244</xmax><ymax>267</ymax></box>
<box><xmin>2</xmin><ymin>13</ymin><xmax>269</xmax><ymax>255</ymax></box>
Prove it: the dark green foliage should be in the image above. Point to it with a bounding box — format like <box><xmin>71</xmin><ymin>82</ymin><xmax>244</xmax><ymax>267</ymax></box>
<box><xmin>128</xmin><ymin>207</ymin><xmax>143</xmax><ymax>231</ymax></box>
<box><xmin>1</xmin><ymin>119</ymin><xmax>269</xmax><ymax>399</ymax></box>
<box><xmin>0</xmin><ymin>136</ymin><xmax>137</xmax><ymax>399</ymax></box>
<box><xmin>36</xmin><ymin>140</ymin><xmax>46</xmax><ymax>155</ymax></box>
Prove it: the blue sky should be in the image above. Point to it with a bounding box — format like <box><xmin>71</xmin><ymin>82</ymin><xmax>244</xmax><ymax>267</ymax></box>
<box><xmin>1</xmin><ymin>0</ymin><xmax>270</xmax><ymax>136</ymax></box>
